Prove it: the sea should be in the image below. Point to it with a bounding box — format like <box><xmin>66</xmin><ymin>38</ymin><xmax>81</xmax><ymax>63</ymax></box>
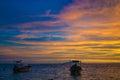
<box><xmin>0</xmin><ymin>63</ymin><xmax>120</xmax><ymax>80</ymax></box>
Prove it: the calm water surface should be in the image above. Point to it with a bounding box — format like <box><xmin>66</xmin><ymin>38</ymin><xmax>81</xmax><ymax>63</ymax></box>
<box><xmin>0</xmin><ymin>63</ymin><xmax>120</xmax><ymax>80</ymax></box>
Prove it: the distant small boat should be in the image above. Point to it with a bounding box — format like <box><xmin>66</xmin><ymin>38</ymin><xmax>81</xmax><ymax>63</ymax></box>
<box><xmin>13</xmin><ymin>60</ymin><xmax>31</xmax><ymax>73</ymax></box>
<box><xmin>70</xmin><ymin>60</ymin><xmax>82</xmax><ymax>76</ymax></box>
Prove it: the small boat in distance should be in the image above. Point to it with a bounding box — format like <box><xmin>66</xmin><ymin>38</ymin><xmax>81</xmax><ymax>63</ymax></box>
<box><xmin>70</xmin><ymin>60</ymin><xmax>82</xmax><ymax>76</ymax></box>
<box><xmin>13</xmin><ymin>60</ymin><xmax>31</xmax><ymax>73</ymax></box>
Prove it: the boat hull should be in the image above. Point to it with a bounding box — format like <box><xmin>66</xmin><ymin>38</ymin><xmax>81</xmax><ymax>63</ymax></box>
<box><xmin>13</xmin><ymin>66</ymin><xmax>30</xmax><ymax>73</ymax></box>
<box><xmin>70</xmin><ymin>65</ymin><xmax>82</xmax><ymax>76</ymax></box>
<box><xmin>70</xmin><ymin>70</ymin><xmax>81</xmax><ymax>76</ymax></box>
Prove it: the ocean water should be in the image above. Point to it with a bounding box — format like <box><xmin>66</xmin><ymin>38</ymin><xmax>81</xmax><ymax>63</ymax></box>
<box><xmin>0</xmin><ymin>63</ymin><xmax>120</xmax><ymax>80</ymax></box>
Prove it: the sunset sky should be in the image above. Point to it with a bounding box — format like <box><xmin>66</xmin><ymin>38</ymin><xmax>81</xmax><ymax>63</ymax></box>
<box><xmin>0</xmin><ymin>0</ymin><xmax>120</xmax><ymax>63</ymax></box>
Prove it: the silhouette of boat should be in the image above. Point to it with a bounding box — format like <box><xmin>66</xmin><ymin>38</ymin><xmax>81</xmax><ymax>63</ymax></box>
<box><xmin>13</xmin><ymin>60</ymin><xmax>31</xmax><ymax>73</ymax></box>
<box><xmin>70</xmin><ymin>60</ymin><xmax>82</xmax><ymax>76</ymax></box>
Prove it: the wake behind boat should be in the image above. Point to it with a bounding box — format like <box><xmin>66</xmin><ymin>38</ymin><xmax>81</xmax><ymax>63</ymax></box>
<box><xmin>13</xmin><ymin>60</ymin><xmax>31</xmax><ymax>73</ymax></box>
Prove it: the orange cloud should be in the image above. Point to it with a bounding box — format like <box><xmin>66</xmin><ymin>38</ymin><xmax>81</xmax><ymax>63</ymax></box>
<box><xmin>1</xmin><ymin>0</ymin><xmax>120</xmax><ymax>63</ymax></box>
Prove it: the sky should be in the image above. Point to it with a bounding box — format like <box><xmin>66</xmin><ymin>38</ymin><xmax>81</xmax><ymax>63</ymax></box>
<box><xmin>0</xmin><ymin>0</ymin><xmax>120</xmax><ymax>63</ymax></box>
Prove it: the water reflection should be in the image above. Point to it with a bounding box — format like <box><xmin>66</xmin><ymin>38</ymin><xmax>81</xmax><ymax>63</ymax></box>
<box><xmin>72</xmin><ymin>76</ymin><xmax>81</xmax><ymax>80</ymax></box>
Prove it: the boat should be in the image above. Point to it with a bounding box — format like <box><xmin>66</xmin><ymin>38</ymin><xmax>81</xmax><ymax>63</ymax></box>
<box><xmin>13</xmin><ymin>60</ymin><xmax>31</xmax><ymax>73</ymax></box>
<box><xmin>69</xmin><ymin>60</ymin><xmax>82</xmax><ymax>76</ymax></box>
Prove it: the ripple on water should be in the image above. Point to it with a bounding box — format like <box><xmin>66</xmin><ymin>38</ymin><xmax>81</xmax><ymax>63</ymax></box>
<box><xmin>0</xmin><ymin>63</ymin><xmax>120</xmax><ymax>80</ymax></box>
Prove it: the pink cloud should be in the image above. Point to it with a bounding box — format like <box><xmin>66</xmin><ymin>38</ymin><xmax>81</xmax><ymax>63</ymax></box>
<box><xmin>16</xmin><ymin>34</ymin><xmax>39</xmax><ymax>39</ymax></box>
